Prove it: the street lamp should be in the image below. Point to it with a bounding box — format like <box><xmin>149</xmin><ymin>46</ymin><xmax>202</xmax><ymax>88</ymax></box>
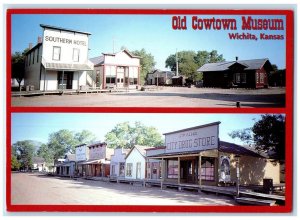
<box><xmin>234</xmin><ymin>155</ymin><xmax>241</xmax><ymax>197</ymax></box>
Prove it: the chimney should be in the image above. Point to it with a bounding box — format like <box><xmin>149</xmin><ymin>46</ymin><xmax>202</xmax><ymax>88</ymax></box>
<box><xmin>235</xmin><ymin>56</ymin><xmax>238</xmax><ymax>61</ymax></box>
<box><xmin>29</xmin><ymin>43</ymin><xmax>33</xmax><ymax>50</ymax></box>
<box><xmin>37</xmin><ymin>36</ymin><xmax>42</xmax><ymax>43</ymax></box>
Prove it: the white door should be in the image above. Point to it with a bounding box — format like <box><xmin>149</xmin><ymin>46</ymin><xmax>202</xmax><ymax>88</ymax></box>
<box><xmin>117</xmin><ymin>67</ymin><xmax>125</xmax><ymax>88</ymax></box>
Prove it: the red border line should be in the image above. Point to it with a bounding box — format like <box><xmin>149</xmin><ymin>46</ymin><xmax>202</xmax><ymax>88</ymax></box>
<box><xmin>6</xmin><ymin>8</ymin><xmax>294</xmax><ymax>213</ymax></box>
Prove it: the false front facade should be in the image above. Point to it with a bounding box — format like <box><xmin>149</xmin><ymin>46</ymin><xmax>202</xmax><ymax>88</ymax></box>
<box><xmin>90</xmin><ymin>50</ymin><xmax>140</xmax><ymax>89</ymax></box>
<box><xmin>24</xmin><ymin>24</ymin><xmax>94</xmax><ymax>91</ymax></box>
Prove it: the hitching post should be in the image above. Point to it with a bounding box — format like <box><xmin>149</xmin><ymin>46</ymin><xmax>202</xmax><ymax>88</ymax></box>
<box><xmin>234</xmin><ymin>155</ymin><xmax>241</xmax><ymax>197</ymax></box>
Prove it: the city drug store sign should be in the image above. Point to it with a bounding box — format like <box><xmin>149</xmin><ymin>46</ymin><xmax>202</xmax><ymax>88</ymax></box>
<box><xmin>165</xmin><ymin>122</ymin><xmax>219</xmax><ymax>154</ymax></box>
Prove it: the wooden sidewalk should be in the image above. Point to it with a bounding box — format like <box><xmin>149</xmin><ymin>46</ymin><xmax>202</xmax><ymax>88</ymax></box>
<box><xmin>11</xmin><ymin>88</ymin><xmax>131</xmax><ymax>97</ymax></box>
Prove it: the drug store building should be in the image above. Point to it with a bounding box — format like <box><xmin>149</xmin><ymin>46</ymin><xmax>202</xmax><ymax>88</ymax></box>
<box><xmin>24</xmin><ymin>24</ymin><xmax>94</xmax><ymax>91</ymax></box>
<box><xmin>146</xmin><ymin>122</ymin><xmax>281</xmax><ymax>187</ymax></box>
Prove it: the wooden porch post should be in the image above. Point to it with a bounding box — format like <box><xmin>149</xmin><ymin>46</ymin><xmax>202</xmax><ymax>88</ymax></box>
<box><xmin>178</xmin><ymin>157</ymin><xmax>180</xmax><ymax>184</ymax></box>
<box><xmin>43</xmin><ymin>69</ymin><xmax>47</xmax><ymax>91</ymax></box>
<box><xmin>199</xmin><ymin>154</ymin><xmax>202</xmax><ymax>188</ymax></box>
<box><xmin>161</xmin><ymin>158</ymin><xmax>164</xmax><ymax>190</ymax></box>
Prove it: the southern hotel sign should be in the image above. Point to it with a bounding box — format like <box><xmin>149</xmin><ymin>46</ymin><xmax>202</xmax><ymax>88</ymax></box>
<box><xmin>165</xmin><ymin>122</ymin><xmax>220</xmax><ymax>154</ymax></box>
<box><xmin>44</xmin><ymin>35</ymin><xmax>87</xmax><ymax>46</ymax></box>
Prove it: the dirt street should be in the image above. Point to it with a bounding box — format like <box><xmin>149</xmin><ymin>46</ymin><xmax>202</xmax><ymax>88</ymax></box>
<box><xmin>11</xmin><ymin>87</ymin><xmax>285</xmax><ymax>108</ymax></box>
<box><xmin>11</xmin><ymin>173</ymin><xmax>237</xmax><ymax>206</ymax></box>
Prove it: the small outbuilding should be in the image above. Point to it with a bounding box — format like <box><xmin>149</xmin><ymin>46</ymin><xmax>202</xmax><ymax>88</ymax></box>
<box><xmin>55</xmin><ymin>154</ymin><xmax>76</xmax><ymax>177</ymax></box>
<box><xmin>146</xmin><ymin>69</ymin><xmax>175</xmax><ymax>85</ymax></box>
<box><xmin>197</xmin><ymin>58</ymin><xmax>273</xmax><ymax>88</ymax></box>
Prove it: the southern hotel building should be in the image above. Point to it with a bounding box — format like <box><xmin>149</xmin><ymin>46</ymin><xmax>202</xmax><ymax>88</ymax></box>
<box><xmin>24</xmin><ymin>24</ymin><xmax>141</xmax><ymax>91</ymax></box>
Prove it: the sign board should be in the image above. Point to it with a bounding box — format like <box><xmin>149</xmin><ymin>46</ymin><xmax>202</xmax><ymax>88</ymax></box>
<box><xmin>42</xmin><ymin>28</ymin><xmax>89</xmax><ymax>64</ymax></box>
<box><xmin>219</xmin><ymin>156</ymin><xmax>231</xmax><ymax>182</ymax></box>
<box><xmin>165</xmin><ymin>123</ymin><xmax>219</xmax><ymax>153</ymax></box>
<box><xmin>75</xmin><ymin>145</ymin><xmax>87</xmax><ymax>161</ymax></box>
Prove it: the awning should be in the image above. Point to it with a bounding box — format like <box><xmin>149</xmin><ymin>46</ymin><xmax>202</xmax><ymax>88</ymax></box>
<box><xmin>79</xmin><ymin>159</ymin><xmax>108</xmax><ymax>165</ymax></box>
<box><xmin>55</xmin><ymin>162</ymin><xmax>74</xmax><ymax>167</ymax></box>
<box><xmin>43</xmin><ymin>62</ymin><xmax>93</xmax><ymax>71</ymax></box>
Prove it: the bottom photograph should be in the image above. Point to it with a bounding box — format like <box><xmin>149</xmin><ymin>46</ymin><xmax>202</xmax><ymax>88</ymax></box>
<box><xmin>9</xmin><ymin>113</ymin><xmax>286</xmax><ymax>210</ymax></box>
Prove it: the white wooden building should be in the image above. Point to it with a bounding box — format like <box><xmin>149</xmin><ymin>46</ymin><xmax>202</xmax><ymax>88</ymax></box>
<box><xmin>75</xmin><ymin>143</ymin><xmax>89</xmax><ymax>177</ymax></box>
<box><xmin>146</xmin><ymin>69</ymin><xmax>175</xmax><ymax>85</ymax></box>
<box><xmin>110</xmin><ymin>147</ymin><xmax>130</xmax><ymax>178</ymax></box>
<box><xmin>90</xmin><ymin>49</ymin><xmax>140</xmax><ymax>89</ymax></box>
<box><xmin>24</xmin><ymin>24</ymin><xmax>94</xmax><ymax>91</ymax></box>
<box><xmin>125</xmin><ymin>145</ymin><xmax>153</xmax><ymax>180</ymax></box>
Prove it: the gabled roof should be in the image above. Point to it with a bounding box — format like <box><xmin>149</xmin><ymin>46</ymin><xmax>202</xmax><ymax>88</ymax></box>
<box><xmin>151</xmin><ymin>69</ymin><xmax>175</xmax><ymax>77</ymax></box>
<box><xmin>125</xmin><ymin>145</ymin><xmax>153</xmax><ymax>159</ymax></box>
<box><xmin>25</xmin><ymin>42</ymin><xmax>42</xmax><ymax>55</ymax></box>
<box><xmin>89</xmin><ymin>49</ymin><xmax>140</xmax><ymax>67</ymax></box>
<box><xmin>103</xmin><ymin>49</ymin><xmax>141</xmax><ymax>59</ymax></box>
<box><xmin>219</xmin><ymin>141</ymin><xmax>264</xmax><ymax>158</ymax></box>
<box><xmin>89</xmin><ymin>56</ymin><xmax>104</xmax><ymax>66</ymax></box>
<box><xmin>197</xmin><ymin>58</ymin><xmax>272</xmax><ymax>72</ymax></box>
<box><xmin>32</xmin><ymin>157</ymin><xmax>45</xmax><ymax>164</ymax></box>
<box><xmin>64</xmin><ymin>154</ymin><xmax>76</xmax><ymax>161</ymax></box>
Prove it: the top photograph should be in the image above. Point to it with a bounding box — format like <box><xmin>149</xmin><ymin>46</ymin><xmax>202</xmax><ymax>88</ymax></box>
<box><xmin>9</xmin><ymin>9</ymin><xmax>292</xmax><ymax>108</ymax></box>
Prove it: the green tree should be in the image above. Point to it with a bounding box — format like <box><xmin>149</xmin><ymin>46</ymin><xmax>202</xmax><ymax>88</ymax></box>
<box><xmin>47</xmin><ymin>129</ymin><xmax>78</xmax><ymax>161</ymax></box>
<box><xmin>47</xmin><ymin>129</ymin><xmax>96</xmax><ymax>161</ymax></box>
<box><xmin>165</xmin><ymin>50</ymin><xmax>225</xmax><ymax>81</ymax></box>
<box><xmin>37</xmin><ymin>143</ymin><xmax>53</xmax><ymax>164</ymax></box>
<box><xmin>12</xmin><ymin>49</ymin><xmax>29</xmax><ymax>90</ymax></box>
<box><xmin>12</xmin><ymin>140</ymin><xmax>36</xmax><ymax>171</ymax></box>
<box><xmin>131</xmin><ymin>48</ymin><xmax>156</xmax><ymax>85</ymax></box>
<box><xmin>105</xmin><ymin>121</ymin><xmax>164</xmax><ymax>149</ymax></box>
<box><xmin>229</xmin><ymin>114</ymin><xmax>285</xmax><ymax>162</ymax></box>
<box><xmin>11</xmin><ymin>155</ymin><xmax>21</xmax><ymax>171</ymax></box>
<box><xmin>74</xmin><ymin>130</ymin><xmax>96</xmax><ymax>144</ymax></box>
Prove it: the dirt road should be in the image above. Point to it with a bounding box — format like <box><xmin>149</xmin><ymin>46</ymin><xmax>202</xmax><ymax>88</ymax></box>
<box><xmin>11</xmin><ymin>173</ymin><xmax>237</xmax><ymax>206</ymax></box>
<box><xmin>11</xmin><ymin>87</ymin><xmax>285</xmax><ymax>108</ymax></box>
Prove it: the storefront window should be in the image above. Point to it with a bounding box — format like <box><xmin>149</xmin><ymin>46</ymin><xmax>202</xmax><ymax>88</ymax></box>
<box><xmin>126</xmin><ymin>163</ymin><xmax>133</xmax><ymax>177</ymax></box>
<box><xmin>201</xmin><ymin>157</ymin><xmax>215</xmax><ymax>181</ymax></box>
<box><xmin>167</xmin><ymin>160</ymin><xmax>178</xmax><ymax>178</ymax></box>
<box><xmin>241</xmin><ymin>73</ymin><xmax>247</xmax><ymax>83</ymax></box>
<box><xmin>136</xmin><ymin>162</ymin><xmax>141</xmax><ymax>179</ymax></box>
<box><xmin>73</xmin><ymin>48</ymin><xmax>80</xmax><ymax>62</ymax></box>
<box><xmin>111</xmin><ymin>165</ymin><xmax>116</xmax><ymax>176</ymax></box>
<box><xmin>235</xmin><ymin>73</ymin><xmax>241</xmax><ymax>83</ymax></box>
<box><xmin>106</xmin><ymin>76</ymin><xmax>116</xmax><ymax>84</ymax></box>
<box><xmin>53</xmin><ymin>46</ymin><xmax>61</xmax><ymax>61</ymax></box>
<box><xmin>119</xmin><ymin>162</ymin><xmax>125</xmax><ymax>176</ymax></box>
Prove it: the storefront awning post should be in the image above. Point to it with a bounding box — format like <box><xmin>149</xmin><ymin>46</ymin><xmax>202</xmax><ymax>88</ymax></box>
<box><xmin>178</xmin><ymin>157</ymin><xmax>181</xmax><ymax>184</ymax></box>
<box><xmin>161</xmin><ymin>158</ymin><xmax>164</xmax><ymax>190</ymax></box>
<box><xmin>199</xmin><ymin>154</ymin><xmax>202</xmax><ymax>188</ymax></box>
<box><xmin>234</xmin><ymin>155</ymin><xmax>241</xmax><ymax>197</ymax></box>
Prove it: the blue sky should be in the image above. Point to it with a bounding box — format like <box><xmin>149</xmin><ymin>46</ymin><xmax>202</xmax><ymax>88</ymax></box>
<box><xmin>12</xmin><ymin>113</ymin><xmax>269</xmax><ymax>146</ymax></box>
<box><xmin>11</xmin><ymin>14</ymin><xmax>286</xmax><ymax>70</ymax></box>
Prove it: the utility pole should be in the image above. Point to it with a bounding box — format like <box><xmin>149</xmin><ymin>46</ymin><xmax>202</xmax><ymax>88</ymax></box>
<box><xmin>176</xmin><ymin>49</ymin><xmax>179</xmax><ymax>76</ymax></box>
<box><xmin>113</xmin><ymin>37</ymin><xmax>115</xmax><ymax>53</ymax></box>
